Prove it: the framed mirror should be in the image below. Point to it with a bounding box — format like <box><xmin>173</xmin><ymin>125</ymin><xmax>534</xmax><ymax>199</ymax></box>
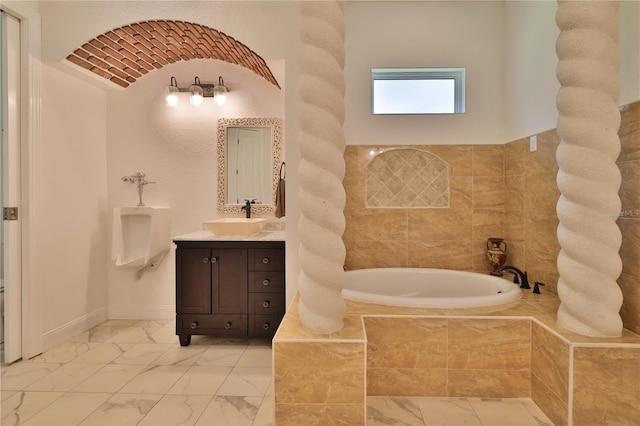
<box><xmin>217</xmin><ymin>117</ymin><xmax>283</xmax><ymax>215</ymax></box>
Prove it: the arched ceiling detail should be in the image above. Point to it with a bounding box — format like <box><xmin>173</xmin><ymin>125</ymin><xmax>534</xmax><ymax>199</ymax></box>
<box><xmin>65</xmin><ymin>19</ymin><xmax>280</xmax><ymax>89</ymax></box>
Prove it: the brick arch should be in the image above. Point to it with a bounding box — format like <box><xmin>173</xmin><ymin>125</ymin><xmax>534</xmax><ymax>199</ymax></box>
<box><xmin>65</xmin><ymin>20</ymin><xmax>280</xmax><ymax>89</ymax></box>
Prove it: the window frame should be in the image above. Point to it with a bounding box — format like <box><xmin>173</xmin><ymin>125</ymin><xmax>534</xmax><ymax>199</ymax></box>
<box><xmin>371</xmin><ymin>67</ymin><xmax>466</xmax><ymax>115</ymax></box>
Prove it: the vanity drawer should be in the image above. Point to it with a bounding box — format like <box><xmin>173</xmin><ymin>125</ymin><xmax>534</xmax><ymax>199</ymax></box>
<box><xmin>248</xmin><ymin>293</ymin><xmax>285</xmax><ymax>315</ymax></box>
<box><xmin>179</xmin><ymin>314</ymin><xmax>247</xmax><ymax>337</ymax></box>
<box><xmin>249</xmin><ymin>271</ymin><xmax>285</xmax><ymax>293</ymax></box>
<box><xmin>249</xmin><ymin>314</ymin><xmax>283</xmax><ymax>338</ymax></box>
<box><xmin>248</xmin><ymin>249</ymin><xmax>284</xmax><ymax>271</ymax></box>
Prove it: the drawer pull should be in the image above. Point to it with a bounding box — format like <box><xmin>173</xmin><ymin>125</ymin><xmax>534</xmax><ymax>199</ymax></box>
<box><xmin>224</xmin><ymin>321</ymin><xmax>232</xmax><ymax>329</ymax></box>
<box><xmin>202</xmin><ymin>257</ymin><xmax>209</xmax><ymax>263</ymax></box>
<box><xmin>190</xmin><ymin>321</ymin><xmax>199</xmax><ymax>329</ymax></box>
<box><xmin>262</xmin><ymin>322</ymin><xmax>270</xmax><ymax>330</ymax></box>
<box><xmin>210</xmin><ymin>257</ymin><xmax>217</xmax><ymax>264</ymax></box>
<box><xmin>262</xmin><ymin>300</ymin><xmax>270</xmax><ymax>308</ymax></box>
<box><xmin>262</xmin><ymin>279</ymin><xmax>270</xmax><ymax>286</ymax></box>
<box><xmin>262</xmin><ymin>257</ymin><xmax>270</xmax><ymax>264</ymax></box>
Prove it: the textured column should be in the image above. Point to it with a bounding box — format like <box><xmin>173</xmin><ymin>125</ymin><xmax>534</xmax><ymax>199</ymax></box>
<box><xmin>297</xmin><ymin>1</ymin><xmax>346</xmax><ymax>333</ymax></box>
<box><xmin>555</xmin><ymin>1</ymin><xmax>623</xmax><ymax>337</ymax></box>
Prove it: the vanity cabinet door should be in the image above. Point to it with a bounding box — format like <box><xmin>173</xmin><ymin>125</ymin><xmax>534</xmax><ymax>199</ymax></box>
<box><xmin>176</xmin><ymin>248</ymin><xmax>212</xmax><ymax>314</ymax></box>
<box><xmin>212</xmin><ymin>249</ymin><xmax>248</xmax><ymax>314</ymax></box>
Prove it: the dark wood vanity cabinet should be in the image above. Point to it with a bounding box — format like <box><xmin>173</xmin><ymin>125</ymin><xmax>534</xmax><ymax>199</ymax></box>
<box><xmin>175</xmin><ymin>240</ymin><xmax>285</xmax><ymax>346</ymax></box>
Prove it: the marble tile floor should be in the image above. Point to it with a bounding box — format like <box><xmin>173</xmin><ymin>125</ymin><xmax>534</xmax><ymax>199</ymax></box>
<box><xmin>368</xmin><ymin>396</ymin><xmax>554</xmax><ymax>426</ymax></box>
<box><xmin>1</xmin><ymin>319</ymin><xmax>555</xmax><ymax>426</ymax></box>
<box><xmin>1</xmin><ymin>320</ymin><xmax>274</xmax><ymax>425</ymax></box>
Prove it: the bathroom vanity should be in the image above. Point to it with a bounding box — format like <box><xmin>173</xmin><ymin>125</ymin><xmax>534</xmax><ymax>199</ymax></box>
<box><xmin>173</xmin><ymin>231</ymin><xmax>285</xmax><ymax>346</ymax></box>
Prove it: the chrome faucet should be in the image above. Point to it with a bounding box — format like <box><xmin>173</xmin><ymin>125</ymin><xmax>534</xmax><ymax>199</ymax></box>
<box><xmin>498</xmin><ymin>265</ymin><xmax>531</xmax><ymax>289</ymax></box>
<box><xmin>241</xmin><ymin>199</ymin><xmax>255</xmax><ymax>218</ymax></box>
<box><xmin>122</xmin><ymin>171</ymin><xmax>155</xmax><ymax>207</ymax></box>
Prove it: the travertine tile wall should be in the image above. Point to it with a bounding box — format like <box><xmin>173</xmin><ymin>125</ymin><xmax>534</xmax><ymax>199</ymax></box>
<box><xmin>572</xmin><ymin>346</ymin><xmax>640</xmax><ymax>425</ymax></box>
<box><xmin>343</xmin><ymin>100</ymin><xmax>640</xmax><ymax>332</ymax></box>
<box><xmin>365</xmin><ymin>317</ymin><xmax>531</xmax><ymax>398</ymax></box>
<box><xmin>616</xmin><ymin>101</ymin><xmax>640</xmax><ymax>334</ymax></box>
<box><xmin>531</xmin><ymin>322</ymin><xmax>570</xmax><ymax>426</ymax></box>
<box><xmin>504</xmin><ymin>130</ymin><xmax>561</xmax><ymax>294</ymax></box>
<box><xmin>344</xmin><ymin>145</ymin><xmax>504</xmax><ymax>273</ymax></box>
<box><xmin>274</xmin><ymin>341</ymin><xmax>365</xmax><ymax>425</ymax></box>
<box><xmin>274</xmin><ymin>295</ymin><xmax>640</xmax><ymax>426</ymax></box>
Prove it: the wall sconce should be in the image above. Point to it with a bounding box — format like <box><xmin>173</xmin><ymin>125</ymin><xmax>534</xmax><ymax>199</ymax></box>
<box><xmin>165</xmin><ymin>75</ymin><xmax>229</xmax><ymax>107</ymax></box>
<box><xmin>166</xmin><ymin>77</ymin><xmax>180</xmax><ymax>107</ymax></box>
<box><xmin>189</xmin><ymin>77</ymin><xmax>204</xmax><ymax>106</ymax></box>
<box><xmin>213</xmin><ymin>76</ymin><xmax>228</xmax><ymax>106</ymax></box>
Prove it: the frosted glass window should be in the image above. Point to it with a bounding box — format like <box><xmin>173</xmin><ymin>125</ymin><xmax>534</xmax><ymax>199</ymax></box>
<box><xmin>372</xmin><ymin>68</ymin><xmax>465</xmax><ymax>115</ymax></box>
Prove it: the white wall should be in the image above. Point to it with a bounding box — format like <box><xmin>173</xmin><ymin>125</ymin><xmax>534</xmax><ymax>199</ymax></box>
<box><xmin>504</xmin><ymin>1</ymin><xmax>559</xmax><ymax>141</ymax></box>
<box><xmin>106</xmin><ymin>59</ymin><xmax>285</xmax><ymax>318</ymax></box>
<box><xmin>37</xmin><ymin>0</ymin><xmax>300</xmax><ymax>325</ymax></box>
<box><xmin>40</xmin><ymin>63</ymin><xmax>109</xmax><ymax>346</ymax></box>
<box><xmin>618</xmin><ymin>0</ymin><xmax>640</xmax><ymax>106</ymax></box>
<box><xmin>503</xmin><ymin>0</ymin><xmax>640</xmax><ymax>142</ymax></box>
<box><xmin>344</xmin><ymin>1</ymin><xmax>507</xmax><ymax>145</ymax></box>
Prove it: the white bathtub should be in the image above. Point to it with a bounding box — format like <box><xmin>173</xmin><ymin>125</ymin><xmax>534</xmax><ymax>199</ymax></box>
<box><xmin>342</xmin><ymin>268</ymin><xmax>522</xmax><ymax>308</ymax></box>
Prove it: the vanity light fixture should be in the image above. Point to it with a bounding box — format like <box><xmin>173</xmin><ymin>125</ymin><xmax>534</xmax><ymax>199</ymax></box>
<box><xmin>165</xmin><ymin>75</ymin><xmax>230</xmax><ymax>107</ymax></box>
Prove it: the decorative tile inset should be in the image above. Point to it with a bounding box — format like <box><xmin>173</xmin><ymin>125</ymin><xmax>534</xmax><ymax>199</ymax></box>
<box><xmin>366</xmin><ymin>149</ymin><xmax>450</xmax><ymax>208</ymax></box>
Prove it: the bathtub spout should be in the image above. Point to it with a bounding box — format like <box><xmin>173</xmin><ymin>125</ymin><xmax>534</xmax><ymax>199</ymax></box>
<box><xmin>498</xmin><ymin>265</ymin><xmax>531</xmax><ymax>289</ymax></box>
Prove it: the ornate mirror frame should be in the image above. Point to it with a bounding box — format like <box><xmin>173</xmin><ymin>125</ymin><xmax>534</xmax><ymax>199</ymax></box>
<box><xmin>217</xmin><ymin>117</ymin><xmax>283</xmax><ymax>215</ymax></box>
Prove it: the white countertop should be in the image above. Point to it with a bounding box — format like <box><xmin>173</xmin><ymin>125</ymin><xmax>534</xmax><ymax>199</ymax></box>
<box><xmin>172</xmin><ymin>230</ymin><xmax>286</xmax><ymax>242</ymax></box>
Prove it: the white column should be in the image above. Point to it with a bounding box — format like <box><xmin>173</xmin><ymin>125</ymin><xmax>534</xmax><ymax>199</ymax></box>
<box><xmin>555</xmin><ymin>0</ymin><xmax>624</xmax><ymax>337</ymax></box>
<box><xmin>297</xmin><ymin>1</ymin><xmax>346</xmax><ymax>334</ymax></box>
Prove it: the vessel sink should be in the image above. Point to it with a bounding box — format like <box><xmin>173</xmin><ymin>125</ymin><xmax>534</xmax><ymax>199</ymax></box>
<box><xmin>204</xmin><ymin>218</ymin><xmax>268</xmax><ymax>236</ymax></box>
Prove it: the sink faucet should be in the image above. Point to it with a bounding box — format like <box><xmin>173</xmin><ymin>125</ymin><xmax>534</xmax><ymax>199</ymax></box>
<box><xmin>498</xmin><ymin>265</ymin><xmax>531</xmax><ymax>289</ymax></box>
<box><xmin>241</xmin><ymin>199</ymin><xmax>255</xmax><ymax>218</ymax></box>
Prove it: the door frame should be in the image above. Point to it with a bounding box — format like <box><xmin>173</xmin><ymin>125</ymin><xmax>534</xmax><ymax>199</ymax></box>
<box><xmin>2</xmin><ymin>1</ymin><xmax>43</xmax><ymax>361</ymax></box>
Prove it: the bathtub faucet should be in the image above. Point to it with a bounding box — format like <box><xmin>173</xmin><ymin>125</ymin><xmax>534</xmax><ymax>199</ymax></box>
<box><xmin>498</xmin><ymin>265</ymin><xmax>531</xmax><ymax>289</ymax></box>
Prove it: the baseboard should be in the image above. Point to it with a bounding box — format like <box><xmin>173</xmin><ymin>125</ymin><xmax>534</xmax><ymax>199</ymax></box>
<box><xmin>107</xmin><ymin>305</ymin><xmax>175</xmax><ymax>320</ymax></box>
<box><xmin>42</xmin><ymin>306</ymin><xmax>108</xmax><ymax>351</ymax></box>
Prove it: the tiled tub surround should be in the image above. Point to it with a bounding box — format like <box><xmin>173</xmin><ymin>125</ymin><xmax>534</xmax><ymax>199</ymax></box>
<box><xmin>343</xmin><ymin>100</ymin><xmax>640</xmax><ymax>335</ymax></box>
<box><xmin>273</xmin><ymin>293</ymin><xmax>640</xmax><ymax>426</ymax></box>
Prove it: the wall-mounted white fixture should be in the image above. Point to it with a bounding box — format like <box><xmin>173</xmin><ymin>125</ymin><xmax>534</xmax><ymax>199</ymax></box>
<box><xmin>112</xmin><ymin>206</ymin><xmax>171</xmax><ymax>277</ymax></box>
<box><xmin>165</xmin><ymin>75</ymin><xmax>229</xmax><ymax>107</ymax></box>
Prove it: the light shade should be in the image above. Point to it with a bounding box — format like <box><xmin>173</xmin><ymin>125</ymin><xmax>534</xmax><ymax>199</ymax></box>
<box><xmin>189</xmin><ymin>76</ymin><xmax>204</xmax><ymax>106</ymax></box>
<box><xmin>166</xmin><ymin>77</ymin><xmax>179</xmax><ymax>107</ymax></box>
<box><xmin>214</xmin><ymin>76</ymin><xmax>228</xmax><ymax>106</ymax></box>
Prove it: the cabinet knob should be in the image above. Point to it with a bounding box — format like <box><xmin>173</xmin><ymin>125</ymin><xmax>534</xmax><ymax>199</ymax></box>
<box><xmin>202</xmin><ymin>257</ymin><xmax>209</xmax><ymax>263</ymax></box>
<box><xmin>190</xmin><ymin>321</ymin><xmax>199</xmax><ymax>329</ymax></box>
<box><xmin>262</xmin><ymin>322</ymin><xmax>270</xmax><ymax>330</ymax></box>
<box><xmin>210</xmin><ymin>257</ymin><xmax>217</xmax><ymax>264</ymax></box>
<box><xmin>262</xmin><ymin>257</ymin><xmax>270</xmax><ymax>264</ymax></box>
<box><xmin>262</xmin><ymin>279</ymin><xmax>270</xmax><ymax>286</ymax></box>
<box><xmin>224</xmin><ymin>321</ymin><xmax>232</xmax><ymax>329</ymax></box>
<box><xmin>262</xmin><ymin>300</ymin><xmax>270</xmax><ymax>308</ymax></box>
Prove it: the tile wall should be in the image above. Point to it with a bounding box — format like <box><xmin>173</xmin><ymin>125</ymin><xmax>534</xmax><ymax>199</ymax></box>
<box><xmin>343</xmin><ymin>100</ymin><xmax>640</xmax><ymax>333</ymax></box>
<box><xmin>531</xmin><ymin>322</ymin><xmax>570</xmax><ymax>426</ymax></box>
<box><xmin>617</xmin><ymin>101</ymin><xmax>640</xmax><ymax>334</ymax></box>
<box><xmin>365</xmin><ymin>317</ymin><xmax>531</xmax><ymax>398</ymax></box>
<box><xmin>344</xmin><ymin>145</ymin><xmax>504</xmax><ymax>272</ymax></box>
<box><xmin>274</xmin><ymin>295</ymin><xmax>640</xmax><ymax>426</ymax></box>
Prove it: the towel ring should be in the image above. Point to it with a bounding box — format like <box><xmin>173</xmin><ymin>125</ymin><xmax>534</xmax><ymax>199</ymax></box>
<box><xmin>279</xmin><ymin>162</ymin><xmax>286</xmax><ymax>179</ymax></box>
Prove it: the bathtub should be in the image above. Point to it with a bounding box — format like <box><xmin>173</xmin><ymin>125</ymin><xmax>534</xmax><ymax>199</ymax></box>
<box><xmin>342</xmin><ymin>268</ymin><xmax>522</xmax><ymax>308</ymax></box>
